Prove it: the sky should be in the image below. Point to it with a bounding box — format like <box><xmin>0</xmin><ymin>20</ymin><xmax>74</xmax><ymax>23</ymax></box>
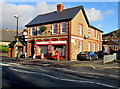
<box><xmin>1</xmin><ymin>0</ymin><xmax>119</xmax><ymax>34</ymax></box>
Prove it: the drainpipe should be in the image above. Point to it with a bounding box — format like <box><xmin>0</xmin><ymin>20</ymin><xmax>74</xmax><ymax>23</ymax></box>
<box><xmin>67</xmin><ymin>21</ymin><xmax>71</xmax><ymax>61</ymax></box>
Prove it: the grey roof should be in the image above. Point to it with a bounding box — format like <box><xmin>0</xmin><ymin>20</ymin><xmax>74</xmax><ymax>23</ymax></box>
<box><xmin>0</xmin><ymin>29</ymin><xmax>22</xmax><ymax>42</ymax></box>
<box><xmin>25</xmin><ymin>6</ymin><xmax>83</xmax><ymax>27</ymax></box>
<box><xmin>25</xmin><ymin>5</ymin><xmax>103</xmax><ymax>32</ymax></box>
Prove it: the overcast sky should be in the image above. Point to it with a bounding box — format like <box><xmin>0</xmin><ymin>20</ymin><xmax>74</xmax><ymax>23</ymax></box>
<box><xmin>1</xmin><ymin>0</ymin><xmax>119</xmax><ymax>34</ymax></box>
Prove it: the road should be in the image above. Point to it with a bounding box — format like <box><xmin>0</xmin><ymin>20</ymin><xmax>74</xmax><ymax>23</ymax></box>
<box><xmin>1</xmin><ymin>63</ymin><xmax>120</xmax><ymax>89</ymax></box>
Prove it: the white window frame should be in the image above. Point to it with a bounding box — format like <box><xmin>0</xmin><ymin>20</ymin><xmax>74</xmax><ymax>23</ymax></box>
<box><xmin>79</xmin><ymin>41</ymin><xmax>82</xmax><ymax>52</ymax></box>
<box><xmin>93</xmin><ymin>43</ymin><xmax>96</xmax><ymax>52</ymax></box>
<box><xmin>31</xmin><ymin>27</ymin><xmax>34</xmax><ymax>36</ymax></box>
<box><xmin>52</xmin><ymin>24</ymin><xmax>57</xmax><ymax>34</ymax></box>
<box><xmin>79</xmin><ymin>25</ymin><xmax>83</xmax><ymax>35</ymax></box>
<box><xmin>98</xmin><ymin>44</ymin><xmax>100</xmax><ymax>51</ymax></box>
<box><xmin>88</xmin><ymin>42</ymin><xmax>91</xmax><ymax>51</ymax></box>
<box><xmin>61</xmin><ymin>22</ymin><xmax>66</xmax><ymax>33</ymax></box>
<box><xmin>37</xmin><ymin>26</ymin><xmax>42</xmax><ymax>36</ymax></box>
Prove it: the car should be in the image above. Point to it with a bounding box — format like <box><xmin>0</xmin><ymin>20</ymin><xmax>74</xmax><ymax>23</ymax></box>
<box><xmin>97</xmin><ymin>50</ymin><xmax>108</xmax><ymax>59</ymax></box>
<box><xmin>77</xmin><ymin>51</ymin><xmax>98</xmax><ymax>61</ymax></box>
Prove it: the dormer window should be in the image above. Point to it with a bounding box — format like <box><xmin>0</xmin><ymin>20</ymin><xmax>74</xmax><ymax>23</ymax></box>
<box><xmin>61</xmin><ymin>22</ymin><xmax>66</xmax><ymax>33</ymax></box>
<box><xmin>52</xmin><ymin>24</ymin><xmax>57</xmax><ymax>34</ymax></box>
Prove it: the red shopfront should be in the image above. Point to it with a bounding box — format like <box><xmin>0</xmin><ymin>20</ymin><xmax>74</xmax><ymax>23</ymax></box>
<box><xmin>36</xmin><ymin>41</ymin><xmax>67</xmax><ymax>59</ymax></box>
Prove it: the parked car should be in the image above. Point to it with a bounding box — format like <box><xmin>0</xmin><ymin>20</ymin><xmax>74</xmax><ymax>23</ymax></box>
<box><xmin>77</xmin><ymin>51</ymin><xmax>98</xmax><ymax>61</ymax></box>
<box><xmin>97</xmin><ymin>50</ymin><xmax>108</xmax><ymax>59</ymax></box>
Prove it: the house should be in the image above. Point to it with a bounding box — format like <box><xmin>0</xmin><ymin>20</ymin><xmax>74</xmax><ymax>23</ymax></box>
<box><xmin>25</xmin><ymin>3</ymin><xmax>103</xmax><ymax>61</ymax></box>
<box><xmin>102</xmin><ymin>29</ymin><xmax>120</xmax><ymax>54</ymax></box>
<box><xmin>8</xmin><ymin>29</ymin><xmax>28</xmax><ymax>57</ymax></box>
<box><xmin>0</xmin><ymin>29</ymin><xmax>21</xmax><ymax>45</ymax></box>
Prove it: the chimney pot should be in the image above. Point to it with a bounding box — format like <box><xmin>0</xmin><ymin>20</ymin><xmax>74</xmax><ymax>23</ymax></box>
<box><xmin>57</xmin><ymin>3</ymin><xmax>64</xmax><ymax>11</ymax></box>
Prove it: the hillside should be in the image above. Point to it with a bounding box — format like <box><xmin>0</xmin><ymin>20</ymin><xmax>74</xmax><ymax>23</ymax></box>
<box><xmin>103</xmin><ymin>29</ymin><xmax>120</xmax><ymax>41</ymax></box>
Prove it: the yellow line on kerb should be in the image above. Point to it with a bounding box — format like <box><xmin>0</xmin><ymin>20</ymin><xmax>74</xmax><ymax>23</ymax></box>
<box><xmin>90</xmin><ymin>65</ymin><xmax>96</xmax><ymax>69</ymax></box>
<box><xmin>90</xmin><ymin>65</ymin><xmax>120</xmax><ymax>69</ymax></box>
<box><xmin>69</xmin><ymin>64</ymin><xmax>80</xmax><ymax>67</ymax></box>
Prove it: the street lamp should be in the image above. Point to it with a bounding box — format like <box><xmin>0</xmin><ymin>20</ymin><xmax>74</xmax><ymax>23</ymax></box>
<box><xmin>14</xmin><ymin>15</ymin><xmax>19</xmax><ymax>60</ymax></box>
<box><xmin>14</xmin><ymin>15</ymin><xmax>19</xmax><ymax>37</ymax></box>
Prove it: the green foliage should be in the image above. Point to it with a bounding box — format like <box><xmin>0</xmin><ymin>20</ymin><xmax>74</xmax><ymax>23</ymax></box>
<box><xmin>41</xmin><ymin>25</ymin><xmax>47</xmax><ymax>32</ymax></box>
<box><xmin>0</xmin><ymin>45</ymin><xmax>9</xmax><ymax>52</ymax></box>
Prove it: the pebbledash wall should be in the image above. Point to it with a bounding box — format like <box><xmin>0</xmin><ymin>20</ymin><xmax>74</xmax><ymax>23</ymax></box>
<box><xmin>26</xmin><ymin>4</ymin><xmax>103</xmax><ymax>61</ymax></box>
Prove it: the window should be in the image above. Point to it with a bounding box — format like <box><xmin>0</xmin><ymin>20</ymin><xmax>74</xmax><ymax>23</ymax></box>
<box><xmin>98</xmin><ymin>44</ymin><xmax>100</xmax><ymax>51</ymax></box>
<box><xmin>79</xmin><ymin>41</ymin><xmax>82</xmax><ymax>52</ymax></box>
<box><xmin>61</xmin><ymin>22</ymin><xmax>66</xmax><ymax>33</ymax></box>
<box><xmin>94</xmin><ymin>30</ymin><xmax>96</xmax><ymax>37</ymax></box>
<box><xmin>31</xmin><ymin>27</ymin><xmax>34</xmax><ymax>36</ymax></box>
<box><xmin>88</xmin><ymin>29</ymin><xmax>91</xmax><ymax>36</ymax></box>
<box><xmin>88</xmin><ymin>42</ymin><xmax>91</xmax><ymax>51</ymax></box>
<box><xmin>94</xmin><ymin>43</ymin><xmax>96</xmax><ymax>52</ymax></box>
<box><xmin>52</xmin><ymin>24</ymin><xmax>57</xmax><ymax>34</ymax></box>
<box><xmin>79</xmin><ymin>25</ymin><xmax>83</xmax><ymax>35</ymax></box>
<box><xmin>38</xmin><ymin>26</ymin><xmax>42</xmax><ymax>35</ymax></box>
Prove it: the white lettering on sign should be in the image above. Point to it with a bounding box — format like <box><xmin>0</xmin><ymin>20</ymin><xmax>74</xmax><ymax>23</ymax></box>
<box><xmin>36</xmin><ymin>41</ymin><xmax>66</xmax><ymax>45</ymax></box>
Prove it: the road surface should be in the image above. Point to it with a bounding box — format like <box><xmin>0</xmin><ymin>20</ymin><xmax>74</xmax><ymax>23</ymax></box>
<box><xmin>1</xmin><ymin>63</ymin><xmax>120</xmax><ymax>89</ymax></box>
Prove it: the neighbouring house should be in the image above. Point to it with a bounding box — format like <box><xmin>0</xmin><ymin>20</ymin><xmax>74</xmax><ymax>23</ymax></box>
<box><xmin>103</xmin><ymin>29</ymin><xmax>120</xmax><ymax>54</ymax></box>
<box><xmin>25</xmin><ymin>3</ymin><xmax>103</xmax><ymax>61</ymax></box>
<box><xmin>8</xmin><ymin>29</ymin><xmax>28</xmax><ymax>57</ymax></box>
<box><xmin>0</xmin><ymin>29</ymin><xmax>22</xmax><ymax>57</ymax></box>
<box><xmin>0</xmin><ymin>29</ymin><xmax>22</xmax><ymax>45</ymax></box>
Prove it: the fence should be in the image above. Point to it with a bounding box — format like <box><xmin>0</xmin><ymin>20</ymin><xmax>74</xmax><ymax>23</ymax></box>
<box><xmin>103</xmin><ymin>53</ymin><xmax>117</xmax><ymax>64</ymax></box>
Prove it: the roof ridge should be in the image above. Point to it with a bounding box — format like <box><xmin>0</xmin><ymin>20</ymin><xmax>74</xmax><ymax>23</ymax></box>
<box><xmin>38</xmin><ymin>5</ymin><xmax>83</xmax><ymax>16</ymax></box>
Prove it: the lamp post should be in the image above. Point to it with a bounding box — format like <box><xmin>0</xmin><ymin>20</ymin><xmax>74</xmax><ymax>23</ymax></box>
<box><xmin>14</xmin><ymin>15</ymin><xmax>19</xmax><ymax>61</ymax></box>
<box><xmin>14</xmin><ymin>15</ymin><xmax>19</xmax><ymax>36</ymax></box>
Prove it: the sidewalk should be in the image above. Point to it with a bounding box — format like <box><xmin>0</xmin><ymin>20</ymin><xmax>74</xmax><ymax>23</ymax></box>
<box><xmin>2</xmin><ymin>57</ymin><xmax>120</xmax><ymax>80</ymax></box>
<box><xmin>16</xmin><ymin>58</ymin><xmax>120</xmax><ymax>69</ymax></box>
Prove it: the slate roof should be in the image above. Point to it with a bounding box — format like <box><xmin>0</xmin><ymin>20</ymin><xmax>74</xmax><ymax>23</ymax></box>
<box><xmin>0</xmin><ymin>29</ymin><xmax>22</xmax><ymax>42</ymax></box>
<box><xmin>25</xmin><ymin>5</ymin><xmax>103</xmax><ymax>32</ymax></box>
<box><xmin>26</xmin><ymin>6</ymin><xmax>82</xmax><ymax>27</ymax></box>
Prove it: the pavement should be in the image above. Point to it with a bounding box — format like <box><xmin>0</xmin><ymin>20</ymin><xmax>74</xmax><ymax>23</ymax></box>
<box><xmin>2</xmin><ymin>57</ymin><xmax>120</xmax><ymax>81</ymax></box>
<box><xmin>2</xmin><ymin>57</ymin><xmax>120</xmax><ymax>69</ymax></box>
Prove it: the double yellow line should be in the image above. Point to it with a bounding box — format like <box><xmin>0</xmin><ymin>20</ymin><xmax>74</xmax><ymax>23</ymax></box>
<box><xmin>90</xmin><ymin>65</ymin><xmax>120</xmax><ymax>69</ymax></box>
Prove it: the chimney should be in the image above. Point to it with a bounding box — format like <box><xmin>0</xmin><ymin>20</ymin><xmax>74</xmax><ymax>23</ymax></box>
<box><xmin>57</xmin><ymin>3</ymin><xmax>64</xmax><ymax>11</ymax></box>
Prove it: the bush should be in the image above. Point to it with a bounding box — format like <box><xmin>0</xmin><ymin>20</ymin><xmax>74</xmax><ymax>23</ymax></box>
<box><xmin>0</xmin><ymin>45</ymin><xmax>9</xmax><ymax>52</ymax></box>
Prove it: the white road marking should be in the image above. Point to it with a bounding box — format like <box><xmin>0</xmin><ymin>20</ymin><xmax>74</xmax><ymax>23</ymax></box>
<box><xmin>8</xmin><ymin>67</ymin><xmax>120</xmax><ymax>89</ymax></box>
<box><xmin>96</xmin><ymin>82</ymin><xmax>118</xmax><ymax>88</ymax></box>
<box><xmin>80</xmin><ymin>72</ymin><xmax>105</xmax><ymax>76</ymax></box>
<box><xmin>41</xmin><ymin>73</ymin><xmax>59</xmax><ymax>79</ymax></box>
<box><xmin>109</xmin><ymin>74</ymin><xmax>120</xmax><ymax>78</ymax></box>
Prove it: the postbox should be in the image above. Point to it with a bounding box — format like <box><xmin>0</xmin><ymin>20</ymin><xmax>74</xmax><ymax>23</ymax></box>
<box><xmin>56</xmin><ymin>50</ymin><xmax>60</xmax><ymax>60</ymax></box>
<box><xmin>41</xmin><ymin>53</ymin><xmax>44</xmax><ymax>59</ymax></box>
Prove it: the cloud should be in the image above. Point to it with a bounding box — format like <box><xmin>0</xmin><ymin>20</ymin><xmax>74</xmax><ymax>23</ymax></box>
<box><xmin>85</xmin><ymin>8</ymin><xmax>113</xmax><ymax>22</ymax></box>
<box><xmin>97</xmin><ymin>24</ymin><xmax>102</xmax><ymax>29</ymax></box>
<box><xmin>2</xmin><ymin>2</ymin><xmax>56</xmax><ymax>30</ymax></box>
<box><xmin>85</xmin><ymin>8</ymin><xmax>103</xmax><ymax>22</ymax></box>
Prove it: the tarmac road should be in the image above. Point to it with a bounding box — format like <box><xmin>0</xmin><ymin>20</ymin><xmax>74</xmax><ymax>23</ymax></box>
<box><xmin>2</xmin><ymin>63</ymin><xmax>120</xmax><ymax>89</ymax></box>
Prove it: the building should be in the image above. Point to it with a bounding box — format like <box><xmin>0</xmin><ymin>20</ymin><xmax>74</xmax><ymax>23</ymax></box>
<box><xmin>103</xmin><ymin>29</ymin><xmax>120</xmax><ymax>54</ymax></box>
<box><xmin>25</xmin><ymin>4</ymin><xmax>103</xmax><ymax>61</ymax></box>
<box><xmin>0</xmin><ymin>29</ymin><xmax>21</xmax><ymax>45</ymax></box>
<box><xmin>8</xmin><ymin>29</ymin><xmax>28</xmax><ymax>57</ymax></box>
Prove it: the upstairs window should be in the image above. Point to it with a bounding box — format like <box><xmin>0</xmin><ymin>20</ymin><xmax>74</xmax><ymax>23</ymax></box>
<box><xmin>88</xmin><ymin>29</ymin><xmax>91</xmax><ymax>36</ymax></box>
<box><xmin>52</xmin><ymin>24</ymin><xmax>57</xmax><ymax>34</ymax></box>
<box><xmin>38</xmin><ymin>26</ymin><xmax>42</xmax><ymax>35</ymax></box>
<box><xmin>79</xmin><ymin>25</ymin><xmax>83</xmax><ymax>35</ymax></box>
<box><xmin>61</xmin><ymin>22</ymin><xmax>66</xmax><ymax>33</ymax></box>
<box><xmin>31</xmin><ymin>27</ymin><xmax>34</xmax><ymax>36</ymax></box>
